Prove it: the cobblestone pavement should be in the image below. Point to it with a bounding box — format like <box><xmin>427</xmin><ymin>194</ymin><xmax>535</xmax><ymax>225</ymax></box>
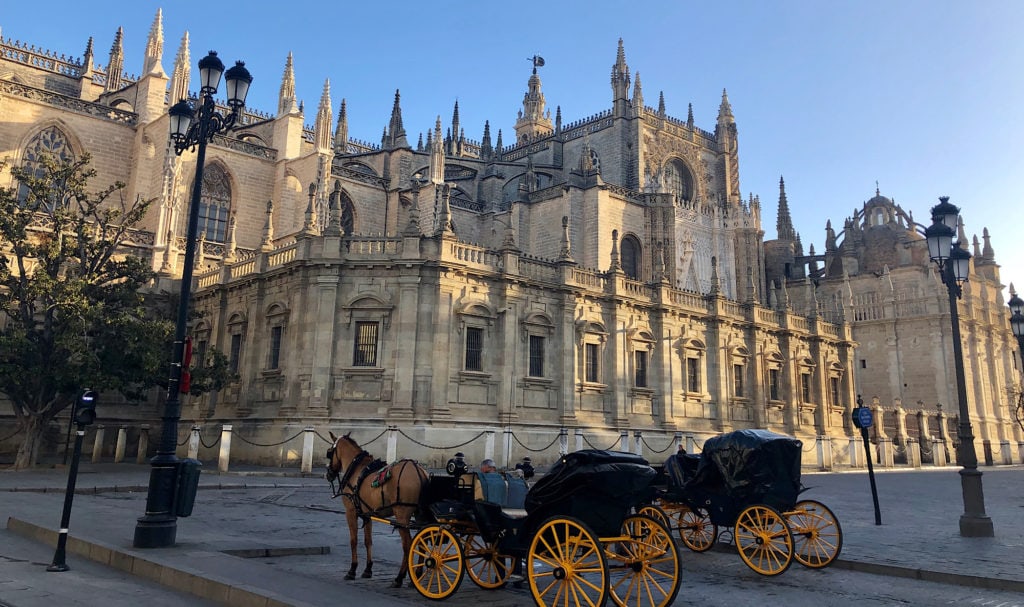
<box><xmin>0</xmin><ymin>462</ymin><xmax>1022</xmax><ymax>606</ymax></box>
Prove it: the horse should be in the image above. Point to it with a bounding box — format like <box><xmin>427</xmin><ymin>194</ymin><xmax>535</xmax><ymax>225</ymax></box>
<box><xmin>325</xmin><ymin>431</ymin><xmax>429</xmax><ymax>588</ymax></box>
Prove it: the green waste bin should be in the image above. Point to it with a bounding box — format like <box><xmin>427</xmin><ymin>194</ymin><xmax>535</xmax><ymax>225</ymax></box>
<box><xmin>174</xmin><ymin>458</ymin><xmax>202</xmax><ymax>517</ymax></box>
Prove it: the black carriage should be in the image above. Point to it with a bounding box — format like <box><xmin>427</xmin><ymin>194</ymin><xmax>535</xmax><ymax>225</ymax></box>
<box><xmin>648</xmin><ymin>429</ymin><xmax>842</xmax><ymax>576</ymax></box>
<box><xmin>408</xmin><ymin>450</ymin><xmax>682</xmax><ymax>607</ymax></box>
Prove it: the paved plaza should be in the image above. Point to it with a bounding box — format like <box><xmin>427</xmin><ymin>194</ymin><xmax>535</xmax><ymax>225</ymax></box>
<box><xmin>1</xmin><ymin>462</ymin><xmax>1023</xmax><ymax>606</ymax></box>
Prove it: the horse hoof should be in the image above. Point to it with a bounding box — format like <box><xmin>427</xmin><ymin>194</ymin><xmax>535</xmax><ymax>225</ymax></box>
<box><xmin>361</xmin><ymin>570</ymin><xmax>372</xmax><ymax>579</ymax></box>
<box><xmin>390</xmin><ymin>579</ymin><xmax>403</xmax><ymax>589</ymax></box>
<box><xmin>344</xmin><ymin>573</ymin><xmax>355</xmax><ymax>581</ymax></box>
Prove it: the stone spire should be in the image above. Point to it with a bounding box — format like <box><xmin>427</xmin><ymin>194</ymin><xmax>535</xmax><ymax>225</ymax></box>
<box><xmin>302</xmin><ymin>183</ymin><xmax>319</xmax><ymax>235</ymax></box>
<box><xmin>658</xmin><ymin>91</ymin><xmax>666</xmax><ymax>117</ymax></box>
<box><xmin>105</xmin><ymin>27</ymin><xmax>124</xmax><ymax>92</ymax></box>
<box><xmin>746</xmin><ymin>267</ymin><xmax>758</xmax><ymax>303</ymax></box>
<box><xmin>972</xmin><ymin>235</ymin><xmax>981</xmax><ymax>258</ymax></box>
<box><xmin>610</xmin><ymin>229</ymin><xmax>621</xmax><ymax>272</ymax></box>
<box><xmin>449</xmin><ymin>100</ymin><xmax>461</xmax><ymax>155</ymax></box>
<box><xmin>632</xmin><ymin>72</ymin><xmax>643</xmax><ymax>116</ymax></box>
<box><xmin>982</xmin><ymin>227</ymin><xmax>995</xmax><ymax>261</ymax></box>
<box><xmin>525</xmin><ymin>155</ymin><xmax>537</xmax><ymax>192</ymax></box>
<box><xmin>82</xmin><ymin>37</ymin><xmax>95</xmax><ymax>74</ymax></box>
<box><xmin>957</xmin><ymin>216</ymin><xmax>968</xmax><ymax>248</ymax></box>
<box><xmin>610</xmin><ymin>38</ymin><xmax>631</xmax><ymax>116</ymax></box>
<box><xmin>717</xmin><ymin>88</ymin><xmax>735</xmax><ymax>124</ymax></box>
<box><xmin>429</xmin><ymin>116</ymin><xmax>445</xmax><ymax>185</ymax></box>
<box><xmin>225</xmin><ymin>216</ymin><xmax>237</xmax><ymax>262</ymax></box>
<box><xmin>142</xmin><ymin>9</ymin><xmax>165</xmax><ymax>76</ymax></box>
<box><xmin>325</xmin><ymin>182</ymin><xmax>342</xmax><ymax>237</ymax></box>
<box><xmin>435</xmin><ymin>183</ymin><xmax>454</xmax><ymax>236</ymax></box>
<box><xmin>559</xmin><ymin>216</ymin><xmax>574</xmax><ymax>262</ymax></box>
<box><xmin>278</xmin><ymin>52</ymin><xmax>299</xmax><ymax>116</ymax></box>
<box><xmin>314</xmin><ymin>79</ymin><xmax>333</xmax><ymax>152</ymax></box>
<box><xmin>687</xmin><ymin>102</ymin><xmax>694</xmax><ymax>128</ymax></box>
<box><xmin>825</xmin><ymin>219</ymin><xmax>837</xmax><ymax>252</ymax></box>
<box><xmin>168</xmin><ymin>31</ymin><xmax>190</xmax><ymax>103</ymax></box>
<box><xmin>386</xmin><ymin>89</ymin><xmax>409</xmax><ymax>149</ymax></box>
<box><xmin>334</xmin><ymin>99</ymin><xmax>348</xmax><ymax>153</ymax></box>
<box><xmin>709</xmin><ymin>257</ymin><xmax>721</xmax><ymax>296</ymax></box>
<box><xmin>495</xmin><ymin>129</ymin><xmax>503</xmax><ymax>157</ymax></box>
<box><xmin>480</xmin><ymin>121</ymin><xmax>493</xmax><ymax>160</ymax></box>
<box><xmin>555</xmin><ymin>105</ymin><xmax>562</xmax><ymax>134</ymax></box>
<box><xmin>776</xmin><ymin>176</ymin><xmax>796</xmax><ymax>241</ymax></box>
<box><xmin>261</xmin><ymin>200</ymin><xmax>275</xmax><ymax>251</ymax></box>
<box><xmin>514</xmin><ymin>58</ymin><xmax>553</xmax><ymax>142</ymax></box>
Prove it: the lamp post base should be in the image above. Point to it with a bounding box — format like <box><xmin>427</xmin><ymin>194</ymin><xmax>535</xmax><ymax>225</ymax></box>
<box><xmin>133</xmin><ymin>517</ymin><xmax>177</xmax><ymax>548</ymax></box>
<box><xmin>959</xmin><ymin>514</ymin><xmax>994</xmax><ymax>537</ymax></box>
<box><xmin>958</xmin><ymin>468</ymin><xmax>994</xmax><ymax>537</ymax></box>
<box><xmin>133</xmin><ymin>459</ymin><xmax>180</xmax><ymax>548</ymax></box>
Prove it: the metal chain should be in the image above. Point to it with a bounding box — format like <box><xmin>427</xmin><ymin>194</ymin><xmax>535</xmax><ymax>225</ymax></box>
<box><xmin>198</xmin><ymin>430</ymin><xmax>221</xmax><ymax>450</ymax></box>
<box><xmin>640</xmin><ymin>435</ymin><xmax>674</xmax><ymax>454</ymax></box>
<box><xmin>802</xmin><ymin>440</ymin><xmax>817</xmax><ymax>453</ymax></box>
<box><xmin>314</xmin><ymin>430</ymin><xmax>334</xmax><ymax>444</ymax></box>
<box><xmin>397</xmin><ymin>429</ymin><xmax>485</xmax><ymax>451</ymax></box>
<box><xmin>581</xmin><ymin>435</ymin><xmax>621</xmax><ymax>451</ymax></box>
<box><xmin>511</xmin><ymin>432</ymin><xmax>560</xmax><ymax>453</ymax></box>
<box><xmin>233</xmin><ymin>429</ymin><xmax>304</xmax><ymax>447</ymax></box>
<box><xmin>361</xmin><ymin>428</ymin><xmax>388</xmax><ymax>446</ymax></box>
<box><xmin>177</xmin><ymin>432</ymin><xmax>191</xmax><ymax>446</ymax></box>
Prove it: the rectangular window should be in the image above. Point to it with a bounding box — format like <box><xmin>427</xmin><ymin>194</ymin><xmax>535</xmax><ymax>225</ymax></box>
<box><xmin>802</xmin><ymin>374</ymin><xmax>812</xmax><ymax>402</ymax></box>
<box><xmin>528</xmin><ymin>335</ymin><xmax>545</xmax><ymax>377</ymax></box>
<box><xmin>733</xmin><ymin>364</ymin><xmax>744</xmax><ymax>397</ymax></box>
<box><xmin>268</xmin><ymin>326</ymin><xmax>282</xmax><ymax>370</ymax></box>
<box><xmin>686</xmin><ymin>357</ymin><xmax>700</xmax><ymax>393</ymax></box>
<box><xmin>465</xmin><ymin>327</ymin><xmax>483</xmax><ymax>371</ymax></box>
<box><xmin>830</xmin><ymin>377</ymin><xmax>841</xmax><ymax>407</ymax></box>
<box><xmin>860</xmin><ymin>359</ymin><xmax>867</xmax><ymax>369</ymax></box>
<box><xmin>196</xmin><ymin>340</ymin><xmax>208</xmax><ymax>369</ymax></box>
<box><xmin>635</xmin><ymin>350</ymin><xmax>648</xmax><ymax>388</ymax></box>
<box><xmin>769</xmin><ymin>369</ymin><xmax>781</xmax><ymax>401</ymax></box>
<box><xmin>585</xmin><ymin>343</ymin><xmax>599</xmax><ymax>383</ymax></box>
<box><xmin>229</xmin><ymin>333</ymin><xmax>242</xmax><ymax>374</ymax></box>
<box><xmin>353</xmin><ymin>321</ymin><xmax>379</xmax><ymax>367</ymax></box>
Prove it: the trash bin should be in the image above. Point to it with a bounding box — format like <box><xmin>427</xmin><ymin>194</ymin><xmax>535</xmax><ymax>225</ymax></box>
<box><xmin>174</xmin><ymin>458</ymin><xmax>202</xmax><ymax>517</ymax></box>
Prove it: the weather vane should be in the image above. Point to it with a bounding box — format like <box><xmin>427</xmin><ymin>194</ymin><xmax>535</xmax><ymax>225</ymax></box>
<box><xmin>528</xmin><ymin>54</ymin><xmax>545</xmax><ymax>73</ymax></box>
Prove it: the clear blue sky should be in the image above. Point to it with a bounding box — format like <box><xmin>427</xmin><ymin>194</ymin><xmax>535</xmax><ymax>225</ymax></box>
<box><xmin>4</xmin><ymin>1</ymin><xmax>1023</xmax><ymax>296</ymax></box>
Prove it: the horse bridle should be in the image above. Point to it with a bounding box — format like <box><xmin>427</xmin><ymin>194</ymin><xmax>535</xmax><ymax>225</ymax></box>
<box><xmin>324</xmin><ymin>441</ymin><xmax>371</xmax><ymax>501</ymax></box>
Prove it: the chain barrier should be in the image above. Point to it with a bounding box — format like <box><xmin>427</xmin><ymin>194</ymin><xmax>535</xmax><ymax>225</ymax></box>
<box><xmin>510</xmin><ymin>431</ymin><xmax>560</xmax><ymax>453</ymax></box>
<box><xmin>0</xmin><ymin>425</ymin><xmax>22</xmax><ymax>443</ymax></box>
<box><xmin>691</xmin><ymin>438</ymin><xmax>703</xmax><ymax>452</ymax></box>
<box><xmin>177</xmin><ymin>432</ymin><xmax>190</xmax><ymax>446</ymax></box>
<box><xmin>802</xmin><ymin>440</ymin><xmax>817</xmax><ymax>453</ymax></box>
<box><xmin>234</xmin><ymin>429</ymin><xmax>304</xmax><ymax>448</ymax></box>
<box><xmin>397</xmin><ymin>429</ymin><xmax>485</xmax><ymax>451</ymax></box>
<box><xmin>581</xmin><ymin>435</ymin><xmax>621</xmax><ymax>451</ymax></box>
<box><xmin>198</xmin><ymin>430</ymin><xmax>221</xmax><ymax>450</ymax></box>
<box><xmin>315</xmin><ymin>430</ymin><xmax>334</xmax><ymax>444</ymax></box>
<box><xmin>919</xmin><ymin>441</ymin><xmax>933</xmax><ymax>456</ymax></box>
<box><xmin>640</xmin><ymin>435</ymin><xmax>675</xmax><ymax>454</ymax></box>
<box><xmin>362</xmin><ymin>428</ymin><xmax>388</xmax><ymax>446</ymax></box>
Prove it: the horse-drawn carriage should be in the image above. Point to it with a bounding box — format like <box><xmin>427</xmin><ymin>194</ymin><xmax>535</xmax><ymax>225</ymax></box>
<box><xmin>326</xmin><ymin>433</ymin><xmax>682</xmax><ymax>607</ymax></box>
<box><xmin>646</xmin><ymin>429</ymin><xmax>843</xmax><ymax>576</ymax></box>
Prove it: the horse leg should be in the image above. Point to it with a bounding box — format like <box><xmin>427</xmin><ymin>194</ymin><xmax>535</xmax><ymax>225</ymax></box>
<box><xmin>391</xmin><ymin>526</ymin><xmax>412</xmax><ymax>588</ymax></box>
<box><xmin>361</xmin><ymin>518</ymin><xmax>374</xmax><ymax>578</ymax></box>
<box><xmin>344</xmin><ymin>508</ymin><xmax>359</xmax><ymax>581</ymax></box>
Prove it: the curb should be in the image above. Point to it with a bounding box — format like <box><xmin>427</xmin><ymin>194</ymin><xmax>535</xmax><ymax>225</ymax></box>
<box><xmin>5</xmin><ymin>517</ymin><xmax>321</xmax><ymax>607</ymax></box>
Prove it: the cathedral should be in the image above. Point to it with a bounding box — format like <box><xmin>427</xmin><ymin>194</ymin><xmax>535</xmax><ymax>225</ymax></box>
<box><xmin>1</xmin><ymin>9</ymin><xmax>1015</xmax><ymax>467</ymax></box>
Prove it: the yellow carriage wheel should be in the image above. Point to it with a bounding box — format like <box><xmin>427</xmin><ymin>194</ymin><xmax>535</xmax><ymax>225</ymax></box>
<box><xmin>673</xmin><ymin>505</ymin><xmax>718</xmax><ymax>552</ymax></box>
<box><xmin>607</xmin><ymin>515</ymin><xmax>682</xmax><ymax>607</ymax></box>
<box><xmin>735</xmin><ymin>504</ymin><xmax>794</xmax><ymax>576</ymax></box>
<box><xmin>527</xmin><ymin>516</ymin><xmax>608</xmax><ymax>607</ymax></box>
<box><xmin>462</xmin><ymin>534</ymin><xmax>512</xmax><ymax>589</ymax></box>
<box><xmin>637</xmin><ymin>504</ymin><xmax>671</xmax><ymax>530</ymax></box>
<box><xmin>408</xmin><ymin>525</ymin><xmax>465</xmax><ymax>600</ymax></box>
<box><xmin>787</xmin><ymin>499</ymin><xmax>843</xmax><ymax>568</ymax></box>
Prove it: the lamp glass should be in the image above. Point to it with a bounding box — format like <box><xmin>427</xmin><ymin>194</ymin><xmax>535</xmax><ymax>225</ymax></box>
<box><xmin>950</xmin><ymin>246</ymin><xmax>971</xmax><ymax>283</ymax></box>
<box><xmin>198</xmin><ymin>51</ymin><xmax>225</xmax><ymax>94</ymax></box>
<box><xmin>168</xmin><ymin>100</ymin><xmax>193</xmax><ymax>140</ymax></box>
<box><xmin>930</xmin><ymin>196</ymin><xmax>961</xmax><ymax>231</ymax></box>
<box><xmin>1008</xmin><ymin>293</ymin><xmax>1024</xmax><ymax>316</ymax></box>
<box><xmin>1011</xmin><ymin>312</ymin><xmax>1024</xmax><ymax>338</ymax></box>
<box><xmin>925</xmin><ymin>221</ymin><xmax>954</xmax><ymax>263</ymax></box>
<box><xmin>224</xmin><ymin>61</ymin><xmax>252</xmax><ymax>108</ymax></box>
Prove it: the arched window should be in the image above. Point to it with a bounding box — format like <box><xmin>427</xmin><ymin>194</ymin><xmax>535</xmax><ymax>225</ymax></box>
<box><xmin>18</xmin><ymin>126</ymin><xmax>75</xmax><ymax>210</ymax></box>
<box><xmin>663</xmin><ymin>158</ymin><xmax>694</xmax><ymax>204</ymax></box>
<box><xmin>197</xmin><ymin>164</ymin><xmax>231</xmax><ymax>242</ymax></box>
<box><xmin>621</xmin><ymin>235</ymin><xmax>642</xmax><ymax>280</ymax></box>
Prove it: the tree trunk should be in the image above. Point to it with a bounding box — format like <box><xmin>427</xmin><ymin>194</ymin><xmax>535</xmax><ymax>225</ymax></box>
<box><xmin>12</xmin><ymin>416</ymin><xmax>46</xmax><ymax>470</ymax></box>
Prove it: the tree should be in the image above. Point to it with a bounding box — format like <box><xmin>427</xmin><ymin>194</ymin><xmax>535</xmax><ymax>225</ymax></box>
<box><xmin>0</xmin><ymin>154</ymin><xmax>227</xmax><ymax>468</ymax></box>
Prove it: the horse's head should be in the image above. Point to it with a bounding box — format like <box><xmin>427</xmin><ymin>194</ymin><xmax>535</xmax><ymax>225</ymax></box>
<box><xmin>325</xmin><ymin>432</ymin><xmax>359</xmax><ymax>482</ymax></box>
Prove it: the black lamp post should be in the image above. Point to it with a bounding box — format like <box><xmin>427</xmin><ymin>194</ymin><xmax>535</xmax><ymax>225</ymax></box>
<box><xmin>924</xmin><ymin>196</ymin><xmax>993</xmax><ymax>537</ymax></box>
<box><xmin>134</xmin><ymin>51</ymin><xmax>252</xmax><ymax>549</ymax></box>
<box><xmin>1009</xmin><ymin>289</ymin><xmax>1024</xmax><ymax>369</ymax></box>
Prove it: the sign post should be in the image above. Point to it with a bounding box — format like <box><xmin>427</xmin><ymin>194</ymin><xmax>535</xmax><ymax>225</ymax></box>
<box><xmin>852</xmin><ymin>394</ymin><xmax>882</xmax><ymax>525</ymax></box>
<box><xmin>48</xmin><ymin>390</ymin><xmax>98</xmax><ymax>571</ymax></box>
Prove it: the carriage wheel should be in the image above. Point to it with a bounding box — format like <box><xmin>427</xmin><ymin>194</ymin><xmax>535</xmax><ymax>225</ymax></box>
<box><xmin>607</xmin><ymin>515</ymin><xmax>682</xmax><ymax>607</ymax></box>
<box><xmin>527</xmin><ymin>516</ymin><xmax>608</xmax><ymax>607</ymax></box>
<box><xmin>637</xmin><ymin>504</ymin><xmax>671</xmax><ymax>530</ymax></box>
<box><xmin>787</xmin><ymin>500</ymin><xmax>843</xmax><ymax>568</ymax></box>
<box><xmin>462</xmin><ymin>534</ymin><xmax>512</xmax><ymax>589</ymax></box>
<box><xmin>408</xmin><ymin>526</ymin><xmax>465</xmax><ymax>600</ymax></box>
<box><xmin>735</xmin><ymin>504</ymin><xmax>794</xmax><ymax>576</ymax></box>
<box><xmin>673</xmin><ymin>506</ymin><xmax>718</xmax><ymax>552</ymax></box>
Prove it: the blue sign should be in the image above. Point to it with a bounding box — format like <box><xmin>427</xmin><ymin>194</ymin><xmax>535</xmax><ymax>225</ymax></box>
<box><xmin>853</xmin><ymin>407</ymin><xmax>873</xmax><ymax>429</ymax></box>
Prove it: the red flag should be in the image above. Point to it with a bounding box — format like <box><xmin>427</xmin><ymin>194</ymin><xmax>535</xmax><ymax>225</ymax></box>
<box><xmin>180</xmin><ymin>337</ymin><xmax>193</xmax><ymax>394</ymax></box>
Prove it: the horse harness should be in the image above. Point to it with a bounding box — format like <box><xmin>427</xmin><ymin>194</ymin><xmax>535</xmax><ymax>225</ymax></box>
<box><xmin>331</xmin><ymin>449</ymin><xmax>418</xmax><ymax>523</ymax></box>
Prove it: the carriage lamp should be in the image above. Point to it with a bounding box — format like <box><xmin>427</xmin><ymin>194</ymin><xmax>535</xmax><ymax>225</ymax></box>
<box><xmin>134</xmin><ymin>50</ymin><xmax>253</xmax><ymax>549</ymax></box>
<box><xmin>924</xmin><ymin>196</ymin><xmax>993</xmax><ymax>537</ymax></box>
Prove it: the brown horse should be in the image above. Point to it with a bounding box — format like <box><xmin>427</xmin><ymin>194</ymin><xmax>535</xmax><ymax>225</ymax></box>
<box><xmin>325</xmin><ymin>431</ymin><xmax>428</xmax><ymax>587</ymax></box>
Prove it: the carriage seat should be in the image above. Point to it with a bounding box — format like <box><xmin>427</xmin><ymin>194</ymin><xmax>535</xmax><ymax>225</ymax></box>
<box><xmin>474</xmin><ymin>472</ymin><xmax>528</xmax><ymax>518</ymax></box>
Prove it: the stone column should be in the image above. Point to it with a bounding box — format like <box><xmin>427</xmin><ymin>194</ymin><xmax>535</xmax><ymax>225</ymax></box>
<box><xmin>306</xmin><ymin>275</ymin><xmax>340</xmax><ymax>417</ymax></box>
<box><xmin>484</xmin><ymin>430</ymin><xmax>496</xmax><ymax>461</ymax></box>
<box><xmin>301</xmin><ymin>426</ymin><xmax>315</xmax><ymax>474</ymax></box>
<box><xmin>619</xmin><ymin>430</ymin><xmax>629</xmax><ymax>452</ymax></box>
<box><xmin>932</xmin><ymin>438</ymin><xmax>947</xmax><ymax>466</ymax></box>
<box><xmin>390</xmin><ymin>275</ymin><xmax>421</xmax><ymax>420</ymax></box>
<box><xmin>386</xmin><ymin>426</ymin><xmax>398</xmax><ymax>462</ymax></box>
<box><xmin>91</xmin><ymin>425</ymin><xmax>105</xmax><ymax>463</ymax></box>
<box><xmin>633</xmin><ymin>430</ymin><xmax>643</xmax><ymax>456</ymax></box>
<box><xmin>558</xmin><ymin>428</ymin><xmax>569</xmax><ymax>456</ymax></box>
<box><xmin>136</xmin><ymin>424</ymin><xmax>150</xmax><ymax>464</ymax></box>
<box><xmin>218</xmin><ymin>424</ymin><xmax>233</xmax><ymax>473</ymax></box>
<box><xmin>187</xmin><ymin>425</ymin><xmax>200</xmax><ymax>460</ymax></box>
<box><xmin>114</xmin><ymin>426</ymin><xmax>127</xmax><ymax>463</ymax></box>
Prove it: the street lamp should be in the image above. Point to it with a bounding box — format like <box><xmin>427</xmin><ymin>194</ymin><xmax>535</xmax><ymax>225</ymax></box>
<box><xmin>1009</xmin><ymin>287</ymin><xmax>1024</xmax><ymax>366</ymax></box>
<box><xmin>134</xmin><ymin>50</ymin><xmax>252</xmax><ymax>548</ymax></box>
<box><xmin>924</xmin><ymin>196</ymin><xmax>993</xmax><ymax>537</ymax></box>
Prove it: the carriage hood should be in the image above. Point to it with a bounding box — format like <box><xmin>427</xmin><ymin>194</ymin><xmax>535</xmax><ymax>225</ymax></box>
<box><xmin>689</xmin><ymin>429</ymin><xmax>803</xmax><ymax>510</ymax></box>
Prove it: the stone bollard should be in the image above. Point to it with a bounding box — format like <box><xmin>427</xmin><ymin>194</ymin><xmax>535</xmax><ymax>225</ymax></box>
<box><xmin>685</xmin><ymin>433</ymin><xmax>698</xmax><ymax>454</ymax></box>
<box><xmin>633</xmin><ymin>431</ymin><xmax>643</xmax><ymax>456</ymax></box>
<box><xmin>1000</xmin><ymin>440</ymin><xmax>1012</xmax><ymax>465</ymax></box>
<box><xmin>932</xmin><ymin>439</ymin><xmax>947</xmax><ymax>466</ymax></box>
<box><xmin>847</xmin><ymin>436</ymin><xmax>863</xmax><ymax>468</ymax></box>
<box><xmin>187</xmin><ymin>425</ymin><xmax>200</xmax><ymax>460</ymax></box>
<box><xmin>502</xmin><ymin>428</ymin><xmax>513</xmax><ymax>468</ymax></box>
<box><xmin>218</xmin><ymin>424</ymin><xmax>233</xmax><ymax>473</ymax></box>
<box><xmin>136</xmin><ymin>424</ymin><xmax>150</xmax><ymax>464</ymax></box>
<box><xmin>573</xmin><ymin>428</ymin><xmax>583</xmax><ymax>453</ymax></box>
<box><xmin>877</xmin><ymin>438</ymin><xmax>895</xmax><ymax>468</ymax></box>
<box><xmin>1019</xmin><ymin>441</ymin><xmax>1024</xmax><ymax>464</ymax></box>
<box><xmin>619</xmin><ymin>430</ymin><xmax>629</xmax><ymax>452</ymax></box>
<box><xmin>673</xmin><ymin>432</ymin><xmax>683</xmax><ymax>454</ymax></box>
<box><xmin>91</xmin><ymin>425</ymin><xmax>105</xmax><ymax>463</ymax></box>
<box><xmin>484</xmin><ymin>430</ymin><xmax>496</xmax><ymax>461</ymax></box>
<box><xmin>301</xmin><ymin>426</ymin><xmax>315</xmax><ymax>474</ymax></box>
<box><xmin>816</xmin><ymin>436</ymin><xmax>833</xmax><ymax>471</ymax></box>
<box><xmin>386</xmin><ymin>426</ymin><xmax>398</xmax><ymax>462</ymax></box>
<box><xmin>114</xmin><ymin>426</ymin><xmax>127</xmax><ymax>463</ymax></box>
<box><xmin>906</xmin><ymin>438</ymin><xmax>921</xmax><ymax>468</ymax></box>
<box><xmin>558</xmin><ymin>428</ymin><xmax>569</xmax><ymax>456</ymax></box>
